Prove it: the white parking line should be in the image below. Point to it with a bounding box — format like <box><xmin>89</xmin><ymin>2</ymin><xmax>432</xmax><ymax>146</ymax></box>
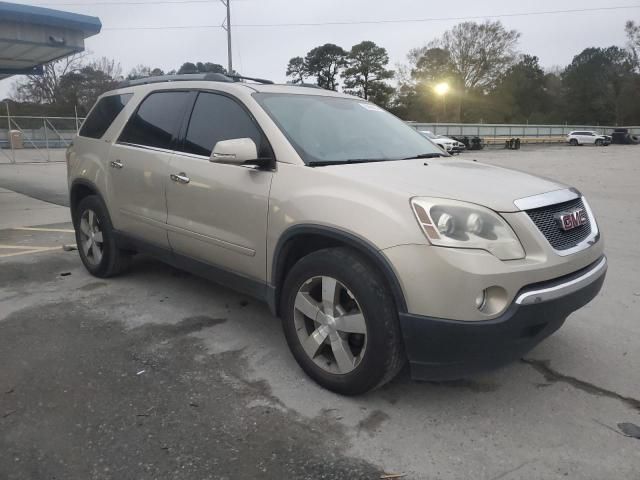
<box><xmin>0</xmin><ymin>245</ymin><xmax>63</xmax><ymax>258</ymax></box>
<box><xmin>12</xmin><ymin>227</ymin><xmax>75</xmax><ymax>233</ymax></box>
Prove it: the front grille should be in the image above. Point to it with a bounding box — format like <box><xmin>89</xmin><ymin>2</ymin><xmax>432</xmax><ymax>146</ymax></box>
<box><xmin>526</xmin><ymin>197</ymin><xmax>592</xmax><ymax>251</ymax></box>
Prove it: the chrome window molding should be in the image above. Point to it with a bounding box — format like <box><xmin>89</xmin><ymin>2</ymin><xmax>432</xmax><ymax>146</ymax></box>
<box><xmin>116</xmin><ymin>142</ymin><xmax>178</xmax><ymax>155</ymax></box>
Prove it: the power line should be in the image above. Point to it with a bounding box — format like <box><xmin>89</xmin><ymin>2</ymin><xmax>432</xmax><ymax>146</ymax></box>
<box><xmin>240</xmin><ymin>5</ymin><xmax>640</xmax><ymax>27</ymax></box>
<box><xmin>100</xmin><ymin>5</ymin><xmax>640</xmax><ymax>30</ymax></box>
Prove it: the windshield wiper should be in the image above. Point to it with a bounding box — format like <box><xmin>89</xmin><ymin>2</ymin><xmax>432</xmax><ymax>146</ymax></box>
<box><xmin>402</xmin><ymin>152</ymin><xmax>447</xmax><ymax>160</ymax></box>
<box><xmin>308</xmin><ymin>159</ymin><xmax>389</xmax><ymax>166</ymax></box>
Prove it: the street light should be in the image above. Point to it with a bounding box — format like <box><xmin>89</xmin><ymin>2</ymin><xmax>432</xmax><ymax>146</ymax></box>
<box><xmin>434</xmin><ymin>82</ymin><xmax>450</xmax><ymax>122</ymax></box>
<box><xmin>434</xmin><ymin>82</ymin><xmax>449</xmax><ymax>96</ymax></box>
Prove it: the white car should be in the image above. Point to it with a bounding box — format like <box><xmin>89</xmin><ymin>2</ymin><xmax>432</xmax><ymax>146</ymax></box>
<box><xmin>567</xmin><ymin>131</ymin><xmax>611</xmax><ymax>146</ymax></box>
<box><xmin>418</xmin><ymin>130</ymin><xmax>465</xmax><ymax>154</ymax></box>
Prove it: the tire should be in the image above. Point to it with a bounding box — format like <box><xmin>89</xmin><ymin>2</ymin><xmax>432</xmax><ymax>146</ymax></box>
<box><xmin>569</xmin><ymin>139</ymin><xmax>578</xmax><ymax>146</ymax></box>
<box><xmin>281</xmin><ymin>247</ymin><xmax>405</xmax><ymax>395</ymax></box>
<box><xmin>74</xmin><ymin>195</ymin><xmax>131</xmax><ymax>278</ymax></box>
<box><xmin>595</xmin><ymin>139</ymin><xmax>603</xmax><ymax>146</ymax></box>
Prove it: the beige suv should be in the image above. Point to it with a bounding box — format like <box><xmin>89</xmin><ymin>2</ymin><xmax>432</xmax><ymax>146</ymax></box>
<box><xmin>67</xmin><ymin>73</ymin><xmax>607</xmax><ymax>395</ymax></box>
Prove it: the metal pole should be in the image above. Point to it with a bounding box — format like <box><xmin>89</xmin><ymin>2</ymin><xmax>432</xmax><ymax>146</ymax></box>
<box><xmin>5</xmin><ymin>102</ymin><xmax>15</xmax><ymax>164</ymax></box>
<box><xmin>74</xmin><ymin>105</ymin><xmax>79</xmax><ymax>132</ymax></box>
<box><xmin>44</xmin><ymin>117</ymin><xmax>50</xmax><ymax>162</ymax></box>
<box><xmin>221</xmin><ymin>0</ymin><xmax>232</xmax><ymax>74</ymax></box>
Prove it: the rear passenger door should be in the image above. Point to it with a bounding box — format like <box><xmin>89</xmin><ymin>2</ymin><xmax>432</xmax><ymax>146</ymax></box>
<box><xmin>166</xmin><ymin>91</ymin><xmax>274</xmax><ymax>282</ymax></box>
<box><xmin>109</xmin><ymin>90</ymin><xmax>191</xmax><ymax>247</ymax></box>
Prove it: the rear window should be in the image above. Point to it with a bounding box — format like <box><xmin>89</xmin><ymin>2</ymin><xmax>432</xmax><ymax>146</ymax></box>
<box><xmin>118</xmin><ymin>91</ymin><xmax>191</xmax><ymax>150</ymax></box>
<box><xmin>79</xmin><ymin>94</ymin><xmax>133</xmax><ymax>139</ymax></box>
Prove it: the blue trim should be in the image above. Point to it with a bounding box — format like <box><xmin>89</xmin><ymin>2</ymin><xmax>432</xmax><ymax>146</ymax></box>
<box><xmin>0</xmin><ymin>66</ymin><xmax>43</xmax><ymax>75</ymax></box>
<box><xmin>0</xmin><ymin>1</ymin><xmax>101</xmax><ymax>35</ymax></box>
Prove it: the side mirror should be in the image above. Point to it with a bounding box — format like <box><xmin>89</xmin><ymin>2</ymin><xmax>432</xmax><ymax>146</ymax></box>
<box><xmin>210</xmin><ymin>138</ymin><xmax>259</xmax><ymax>165</ymax></box>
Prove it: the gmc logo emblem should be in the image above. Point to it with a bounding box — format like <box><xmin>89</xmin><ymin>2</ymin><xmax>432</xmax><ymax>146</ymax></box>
<box><xmin>556</xmin><ymin>208</ymin><xmax>588</xmax><ymax>231</ymax></box>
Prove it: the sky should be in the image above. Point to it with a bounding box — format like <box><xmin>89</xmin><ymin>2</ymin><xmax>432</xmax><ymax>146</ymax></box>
<box><xmin>1</xmin><ymin>0</ymin><xmax>638</xmax><ymax>99</ymax></box>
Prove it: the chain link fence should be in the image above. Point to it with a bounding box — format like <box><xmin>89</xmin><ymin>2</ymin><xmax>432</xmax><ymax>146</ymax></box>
<box><xmin>408</xmin><ymin>122</ymin><xmax>640</xmax><ymax>146</ymax></box>
<box><xmin>2</xmin><ymin>115</ymin><xmax>639</xmax><ymax>163</ymax></box>
<box><xmin>0</xmin><ymin>115</ymin><xmax>84</xmax><ymax>163</ymax></box>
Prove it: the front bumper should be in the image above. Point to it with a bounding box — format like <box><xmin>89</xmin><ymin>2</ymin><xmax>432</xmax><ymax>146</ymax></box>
<box><xmin>400</xmin><ymin>256</ymin><xmax>607</xmax><ymax>381</ymax></box>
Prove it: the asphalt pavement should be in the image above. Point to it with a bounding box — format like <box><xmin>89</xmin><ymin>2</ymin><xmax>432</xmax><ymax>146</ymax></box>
<box><xmin>1</xmin><ymin>145</ymin><xmax>639</xmax><ymax>479</ymax></box>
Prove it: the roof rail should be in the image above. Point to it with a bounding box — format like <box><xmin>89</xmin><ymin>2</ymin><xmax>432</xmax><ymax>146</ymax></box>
<box><xmin>117</xmin><ymin>72</ymin><xmax>275</xmax><ymax>88</ymax></box>
<box><xmin>228</xmin><ymin>75</ymin><xmax>274</xmax><ymax>85</ymax></box>
<box><xmin>293</xmin><ymin>82</ymin><xmax>323</xmax><ymax>89</ymax></box>
<box><xmin>117</xmin><ymin>73</ymin><xmax>233</xmax><ymax>88</ymax></box>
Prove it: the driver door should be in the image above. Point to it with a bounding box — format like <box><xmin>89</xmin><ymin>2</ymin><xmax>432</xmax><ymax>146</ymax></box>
<box><xmin>166</xmin><ymin>91</ymin><xmax>274</xmax><ymax>282</ymax></box>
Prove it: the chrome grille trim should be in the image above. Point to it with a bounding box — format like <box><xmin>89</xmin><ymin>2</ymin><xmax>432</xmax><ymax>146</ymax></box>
<box><xmin>514</xmin><ymin>188</ymin><xmax>581</xmax><ymax>211</ymax></box>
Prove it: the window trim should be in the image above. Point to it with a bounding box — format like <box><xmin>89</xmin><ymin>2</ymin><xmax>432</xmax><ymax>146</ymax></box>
<box><xmin>78</xmin><ymin>93</ymin><xmax>133</xmax><ymax>140</ymax></box>
<box><xmin>176</xmin><ymin>88</ymin><xmax>276</xmax><ymax>167</ymax></box>
<box><xmin>115</xmin><ymin>89</ymin><xmax>193</xmax><ymax>151</ymax></box>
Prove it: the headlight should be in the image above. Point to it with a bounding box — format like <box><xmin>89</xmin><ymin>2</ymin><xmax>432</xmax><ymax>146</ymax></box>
<box><xmin>410</xmin><ymin>197</ymin><xmax>525</xmax><ymax>260</ymax></box>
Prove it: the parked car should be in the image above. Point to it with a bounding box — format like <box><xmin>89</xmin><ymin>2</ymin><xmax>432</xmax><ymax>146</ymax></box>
<box><xmin>567</xmin><ymin>131</ymin><xmax>610</xmax><ymax>146</ymax></box>
<box><xmin>451</xmin><ymin>135</ymin><xmax>485</xmax><ymax>150</ymax></box>
<box><xmin>418</xmin><ymin>130</ymin><xmax>466</xmax><ymax>154</ymax></box>
<box><xmin>67</xmin><ymin>73</ymin><xmax>607</xmax><ymax>395</ymax></box>
<box><xmin>611</xmin><ymin>128</ymin><xmax>640</xmax><ymax>145</ymax></box>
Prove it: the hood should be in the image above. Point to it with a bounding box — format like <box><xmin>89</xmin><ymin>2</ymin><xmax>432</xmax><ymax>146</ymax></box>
<box><xmin>322</xmin><ymin>158</ymin><xmax>568</xmax><ymax>212</ymax></box>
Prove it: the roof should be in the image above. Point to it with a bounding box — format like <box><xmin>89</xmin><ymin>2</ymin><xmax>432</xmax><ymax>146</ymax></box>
<box><xmin>0</xmin><ymin>1</ymin><xmax>101</xmax><ymax>34</ymax></box>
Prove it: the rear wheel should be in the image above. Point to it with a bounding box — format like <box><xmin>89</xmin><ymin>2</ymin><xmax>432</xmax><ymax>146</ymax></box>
<box><xmin>281</xmin><ymin>247</ymin><xmax>405</xmax><ymax>395</ymax></box>
<box><xmin>75</xmin><ymin>195</ymin><xmax>131</xmax><ymax>278</ymax></box>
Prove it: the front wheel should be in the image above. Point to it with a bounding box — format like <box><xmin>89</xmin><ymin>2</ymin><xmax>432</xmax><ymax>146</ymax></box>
<box><xmin>281</xmin><ymin>247</ymin><xmax>405</xmax><ymax>395</ymax></box>
<box><xmin>569</xmin><ymin>139</ymin><xmax>578</xmax><ymax>146</ymax></box>
<box><xmin>595</xmin><ymin>139</ymin><xmax>604</xmax><ymax>146</ymax></box>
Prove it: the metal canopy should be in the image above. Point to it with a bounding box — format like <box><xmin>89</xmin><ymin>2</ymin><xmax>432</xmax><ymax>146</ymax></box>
<box><xmin>0</xmin><ymin>1</ymin><xmax>102</xmax><ymax>79</ymax></box>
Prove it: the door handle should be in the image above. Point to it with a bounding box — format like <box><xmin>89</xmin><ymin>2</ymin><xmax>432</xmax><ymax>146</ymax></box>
<box><xmin>170</xmin><ymin>172</ymin><xmax>190</xmax><ymax>184</ymax></box>
<box><xmin>110</xmin><ymin>160</ymin><xmax>123</xmax><ymax>169</ymax></box>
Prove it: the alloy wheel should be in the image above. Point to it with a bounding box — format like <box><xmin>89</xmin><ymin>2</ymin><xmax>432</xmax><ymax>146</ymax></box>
<box><xmin>79</xmin><ymin>209</ymin><xmax>104</xmax><ymax>266</ymax></box>
<box><xmin>293</xmin><ymin>276</ymin><xmax>367</xmax><ymax>375</ymax></box>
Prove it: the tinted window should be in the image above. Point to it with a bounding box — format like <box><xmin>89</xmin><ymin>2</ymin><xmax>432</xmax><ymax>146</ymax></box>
<box><xmin>182</xmin><ymin>92</ymin><xmax>270</xmax><ymax>158</ymax></box>
<box><xmin>79</xmin><ymin>94</ymin><xmax>132</xmax><ymax>139</ymax></box>
<box><xmin>118</xmin><ymin>91</ymin><xmax>191</xmax><ymax>150</ymax></box>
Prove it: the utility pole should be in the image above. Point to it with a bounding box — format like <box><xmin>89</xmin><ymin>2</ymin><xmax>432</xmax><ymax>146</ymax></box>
<box><xmin>220</xmin><ymin>0</ymin><xmax>232</xmax><ymax>74</ymax></box>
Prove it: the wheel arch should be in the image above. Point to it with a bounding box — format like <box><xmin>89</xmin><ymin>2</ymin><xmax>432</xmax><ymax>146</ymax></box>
<box><xmin>69</xmin><ymin>179</ymin><xmax>105</xmax><ymax>226</ymax></box>
<box><xmin>270</xmin><ymin>224</ymin><xmax>408</xmax><ymax>317</ymax></box>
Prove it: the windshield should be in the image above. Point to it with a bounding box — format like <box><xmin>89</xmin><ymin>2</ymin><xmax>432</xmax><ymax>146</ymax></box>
<box><xmin>253</xmin><ymin>93</ymin><xmax>444</xmax><ymax>165</ymax></box>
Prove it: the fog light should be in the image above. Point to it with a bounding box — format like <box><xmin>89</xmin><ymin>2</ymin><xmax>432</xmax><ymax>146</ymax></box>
<box><xmin>475</xmin><ymin>290</ymin><xmax>487</xmax><ymax>310</ymax></box>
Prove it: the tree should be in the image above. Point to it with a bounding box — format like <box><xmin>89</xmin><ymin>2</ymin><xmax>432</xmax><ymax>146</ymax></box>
<box><xmin>177</xmin><ymin>62</ymin><xmax>226</xmax><ymax>75</ymax></box>
<box><xmin>90</xmin><ymin>57</ymin><xmax>122</xmax><ymax>82</ymax></box>
<box><xmin>410</xmin><ymin>21</ymin><xmax>520</xmax><ymax>120</ymax></box>
<box><xmin>11</xmin><ymin>53</ymin><xmax>88</xmax><ymax>104</ymax></box>
<box><xmin>342</xmin><ymin>41</ymin><xmax>394</xmax><ymax>102</ymax></box>
<box><xmin>304</xmin><ymin>43</ymin><xmax>347</xmax><ymax>90</ymax></box>
<box><xmin>286</xmin><ymin>56</ymin><xmax>307</xmax><ymax>84</ymax></box>
<box><xmin>57</xmin><ymin>66</ymin><xmax>118</xmax><ymax>113</ymax></box>
<box><xmin>626</xmin><ymin>20</ymin><xmax>640</xmax><ymax>69</ymax></box>
<box><xmin>491</xmin><ymin>55</ymin><xmax>549</xmax><ymax>122</ymax></box>
<box><xmin>432</xmin><ymin>21</ymin><xmax>520</xmax><ymax>91</ymax></box>
<box><xmin>562</xmin><ymin>47</ymin><xmax>636</xmax><ymax>124</ymax></box>
<box><xmin>127</xmin><ymin>64</ymin><xmax>152</xmax><ymax>80</ymax></box>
